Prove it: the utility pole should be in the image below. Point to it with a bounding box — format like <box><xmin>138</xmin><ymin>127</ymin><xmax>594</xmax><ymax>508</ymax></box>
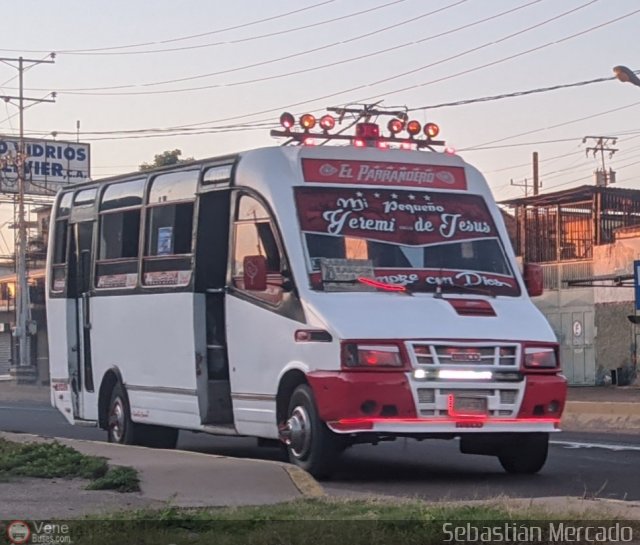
<box><xmin>532</xmin><ymin>151</ymin><xmax>540</xmax><ymax>196</ymax></box>
<box><xmin>0</xmin><ymin>55</ymin><xmax>55</xmax><ymax>380</ymax></box>
<box><xmin>510</xmin><ymin>177</ymin><xmax>531</xmax><ymax>196</ymax></box>
<box><xmin>583</xmin><ymin>136</ymin><xmax>618</xmax><ymax>187</ymax></box>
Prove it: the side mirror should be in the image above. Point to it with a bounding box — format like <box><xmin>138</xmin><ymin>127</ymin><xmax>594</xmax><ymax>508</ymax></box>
<box><xmin>524</xmin><ymin>263</ymin><xmax>543</xmax><ymax>297</ymax></box>
<box><xmin>243</xmin><ymin>255</ymin><xmax>267</xmax><ymax>291</ymax></box>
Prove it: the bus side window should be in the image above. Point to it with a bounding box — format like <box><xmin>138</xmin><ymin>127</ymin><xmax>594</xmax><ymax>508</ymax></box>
<box><xmin>232</xmin><ymin>194</ymin><xmax>286</xmax><ymax>305</ymax></box>
<box><xmin>95</xmin><ymin>179</ymin><xmax>145</xmax><ymax>290</ymax></box>
<box><xmin>142</xmin><ymin>171</ymin><xmax>197</xmax><ymax>287</ymax></box>
<box><xmin>50</xmin><ymin>192</ymin><xmax>73</xmax><ymax>294</ymax></box>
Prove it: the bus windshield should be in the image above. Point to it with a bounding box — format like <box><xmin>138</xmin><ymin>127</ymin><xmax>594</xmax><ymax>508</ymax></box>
<box><xmin>295</xmin><ymin>186</ymin><xmax>520</xmax><ymax>296</ymax></box>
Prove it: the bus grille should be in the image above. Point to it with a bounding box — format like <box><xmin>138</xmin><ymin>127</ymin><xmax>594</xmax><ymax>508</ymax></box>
<box><xmin>410</xmin><ymin>342</ymin><xmax>519</xmax><ymax>367</ymax></box>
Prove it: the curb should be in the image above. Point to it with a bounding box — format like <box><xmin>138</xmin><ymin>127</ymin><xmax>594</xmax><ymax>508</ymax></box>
<box><xmin>562</xmin><ymin>401</ymin><xmax>640</xmax><ymax>431</ymax></box>
<box><xmin>282</xmin><ymin>465</ymin><xmax>326</xmax><ymax>498</ymax></box>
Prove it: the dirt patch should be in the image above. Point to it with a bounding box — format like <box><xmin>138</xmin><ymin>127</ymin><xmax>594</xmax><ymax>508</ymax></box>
<box><xmin>0</xmin><ymin>477</ymin><xmax>162</xmax><ymax>520</ymax></box>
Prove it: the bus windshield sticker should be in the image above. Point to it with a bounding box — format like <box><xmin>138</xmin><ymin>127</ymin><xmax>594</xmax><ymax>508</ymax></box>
<box><xmin>296</xmin><ymin>187</ymin><xmax>519</xmax><ymax>296</ymax></box>
<box><xmin>295</xmin><ymin>187</ymin><xmax>495</xmax><ymax>246</ymax></box>
<box><xmin>302</xmin><ymin>159</ymin><xmax>467</xmax><ymax>190</ymax></box>
<box><xmin>144</xmin><ymin>270</ymin><xmax>191</xmax><ymax>287</ymax></box>
<box><xmin>320</xmin><ymin>258</ymin><xmax>375</xmax><ymax>292</ymax></box>
<box><xmin>96</xmin><ymin>273</ymin><xmax>137</xmax><ymax>289</ymax></box>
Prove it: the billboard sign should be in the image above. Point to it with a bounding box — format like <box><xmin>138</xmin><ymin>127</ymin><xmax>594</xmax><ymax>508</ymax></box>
<box><xmin>0</xmin><ymin>136</ymin><xmax>90</xmax><ymax>195</ymax></box>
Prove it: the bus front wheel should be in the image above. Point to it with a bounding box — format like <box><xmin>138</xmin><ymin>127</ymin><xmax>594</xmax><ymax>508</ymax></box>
<box><xmin>284</xmin><ymin>384</ymin><xmax>339</xmax><ymax>479</ymax></box>
<box><xmin>498</xmin><ymin>433</ymin><xmax>549</xmax><ymax>474</ymax></box>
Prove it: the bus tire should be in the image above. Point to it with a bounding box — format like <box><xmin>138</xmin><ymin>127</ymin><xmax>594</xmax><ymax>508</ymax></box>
<box><xmin>285</xmin><ymin>384</ymin><xmax>338</xmax><ymax>479</ymax></box>
<box><xmin>107</xmin><ymin>382</ymin><xmax>139</xmax><ymax>445</ymax></box>
<box><xmin>498</xmin><ymin>433</ymin><xmax>549</xmax><ymax>474</ymax></box>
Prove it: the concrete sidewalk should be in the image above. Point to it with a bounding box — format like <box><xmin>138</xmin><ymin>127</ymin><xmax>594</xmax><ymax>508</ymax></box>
<box><xmin>0</xmin><ymin>431</ymin><xmax>323</xmax><ymax>519</ymax></box>
<box><xmin>0</xmin><ymin>381</ymin><xmax>50</xmax><ymax>403</ymax></box>
<box><xmin>563</xmin><ymin>385</ymin><xmax>640</xmax><ymax>431</ymax></box>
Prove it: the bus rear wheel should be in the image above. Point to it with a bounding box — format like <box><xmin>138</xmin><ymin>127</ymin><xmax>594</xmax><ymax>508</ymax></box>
<box><xmin>283</xmin><ymin>384</ymin><xmax>339</xmax><ymax>479</ymax></box>
<box><xmin>107</xmin><ymin>382</ymin><xmax>178</xmax><ymax>449</ymax></box>
<box><xmin>107</xmin><ymin>382</ymin><xmax>138</xmax><ymax>445</ymax></box>
<box><xmin>498</xmin><ymin>433</ymin><xmax>549</xmax><ymax>474</ymax></box>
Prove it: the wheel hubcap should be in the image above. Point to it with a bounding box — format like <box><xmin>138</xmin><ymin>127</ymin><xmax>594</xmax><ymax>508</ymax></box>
<box><xmin>108</xmin><ymin>397</ymin><xmax>125</xmax><ymax>443</ymax></box>
<box><xmin>286</xmin><ymin>406</ymin><xmax>311</xmax><ymax>459</ymax></box>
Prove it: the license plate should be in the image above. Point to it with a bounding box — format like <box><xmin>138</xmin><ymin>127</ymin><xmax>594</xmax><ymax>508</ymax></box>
<box><xmin>452</xmin><ymin>396</ymin><xmax>487</xmax><ymax>416</ymax></box>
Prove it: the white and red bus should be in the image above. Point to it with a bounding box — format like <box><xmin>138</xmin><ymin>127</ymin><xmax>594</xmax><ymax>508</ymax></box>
<box><xmin>47</xmin><ymin>109</ymin><xmax>566</xmax><ymax>477</ymax></box>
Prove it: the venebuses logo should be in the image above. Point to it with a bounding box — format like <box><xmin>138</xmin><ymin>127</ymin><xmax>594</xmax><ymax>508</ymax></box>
<box><xmin>6</xmin><ymin>520</ymin><xmax>31</xmax><ymax>545</ymax></box>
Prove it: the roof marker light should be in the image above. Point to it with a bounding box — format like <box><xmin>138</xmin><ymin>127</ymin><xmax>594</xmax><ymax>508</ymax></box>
<box><xmin>353</xmin><ymin>138</ymin><xmax>366</xmax><ymax>148</ymax></box>
<box><xmin>424</xmin><ymin>122</ymin><xmax>440</xmax><ymax>138</ymax></box>
<box><xmin>377</xmin><ymin>140</ymin><xmax>389</xmax><ymax>150</ymax></box>
<box><xmin>300</xmin><ymin>114</ymin><xmax>316</xmax><ymax>131</ymax></box>
<box><xmin>406</xmin><ymin>120</ymin><xmax>421</xmax><ymax>137</ymax></box>
<box><xmin>303</xmin><ymin>136</ymin><xmax>317</xmax><ymax>146</ymax></box>
<box><xmin>445</xmin><ymin>146</ymin><xmax>457</xmax><ymax>155</ymax></box>
<box><xmin>387</xmin><ymin>118</ymin><xmax>405</xmax><ymax>135</ymax></box>
<box><xmin>319</xmin><ymin>114</ymin><xmax>335</xmax><ymax>132</ymax></box>
<box><xmin>279</xmin><ymin>112</ymin><xmax>295</xmax><ymax>130</ymax></box>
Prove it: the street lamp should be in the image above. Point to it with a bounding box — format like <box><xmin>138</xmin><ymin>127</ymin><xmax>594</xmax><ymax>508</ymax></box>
<box><xmin>613</xmin><ymin>65</ymin><xmax>640</xmax><ymax>88</ymax></box>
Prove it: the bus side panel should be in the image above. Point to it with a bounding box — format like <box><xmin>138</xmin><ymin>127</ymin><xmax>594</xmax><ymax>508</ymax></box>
<box><xmin>226</xmin><ymin>296</ymin><xmax>305</xmax><ymax>438</ymax></box>
<box><xmin>89</xmin><ymin>292</ymin><xmax>201</xmax><ymax>429</ymax></box>
<box><xmin>47</xmin><ymin>298</ymin><xmax>75</xmax><ymax>424</ymax></box>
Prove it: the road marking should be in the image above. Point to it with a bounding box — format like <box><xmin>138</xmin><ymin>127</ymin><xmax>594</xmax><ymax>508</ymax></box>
<box><xmin>551</xmin><ymin>440</ymin><xmax>640</xmax><ymax>452</ymax></box>
<box><xmin>0</xmin><ymin>405</ymin><xmax>54</xmax><ymax>412</ymax></box>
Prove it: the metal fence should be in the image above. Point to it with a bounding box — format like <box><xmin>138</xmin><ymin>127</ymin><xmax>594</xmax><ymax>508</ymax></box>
<box><xmin>540</xmin><ymin>260</ymin><xmax>594</xmax><ymax>290</ymax></box>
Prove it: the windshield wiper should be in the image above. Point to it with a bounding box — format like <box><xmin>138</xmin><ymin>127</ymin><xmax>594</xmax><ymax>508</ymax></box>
<box><xmin>434</xmin><ymin>281</ymin><xmax>495</xmax><ymax>298</ymax></box>
<box><xmin>356</xmin><ymin>276</ymin><xmax>411</xmax><ymax>294</ymax></box>
<box><xmin>319</xmin><ymin>276</ymin><xmax>411</xmax><ymax>294</ymax></box>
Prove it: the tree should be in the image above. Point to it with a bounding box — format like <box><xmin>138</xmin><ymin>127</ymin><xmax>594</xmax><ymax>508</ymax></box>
<box><xmin>139</xmin><ymin>149</ymin><xmax>194</xmax><ymax>171</ymax></box>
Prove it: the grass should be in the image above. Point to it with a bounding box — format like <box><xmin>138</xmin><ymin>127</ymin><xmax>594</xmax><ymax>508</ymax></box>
<box><xmin>64</xmin><ymin>498</ymin><xmax>640</xmax><ymax>545</ymax></box>
<box><xmin>0</xmin><ymin>438</ymin><xmax>139</xmax><ymax>492</ymax></box>
<box><xmin>86</xmin><ymin>466</ymin><xmax>140</xmax><ymax>493</ymax></box>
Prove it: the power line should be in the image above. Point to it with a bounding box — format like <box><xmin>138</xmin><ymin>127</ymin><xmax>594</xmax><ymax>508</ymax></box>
<box><xmin>356</xmin><ymin>1</ymin><xmax>638</xmax><ymax>105</ymax></box>
<box><xmin>0</xmin><ymin>1</ymin><xmax>339</xmax><ymax>55</ymax></box>
<box><xmin>44</xmin><ymin>0</ymin><xmax>593</xmax><ymax>98</ymax></box>
<box><xmin>461</xmin><ymin>99</ymin><xmax>640</xmax><ymax>151</ymax></box>
<box><xmin>25</xmin><ymin>0</ymin><xmax>525</xmax><ymax>94</ymax></box>
<box><xmin>164</xmin><ymin>1</ymin><xmax>628</xmax><ymax>130</ymax></box>
<box><xmin>10</xmin><ymin>16</ymin><xmax>640</xmax><ymax>146</ymax></box>
<box><xmin>55</xmin><ymin>0</ymin><xmax>411</xmax><ymax>57</ymax></box>
<box><xmin>488</xmin><ymin>148</ymin><xmax>581</xmax><ymax>174</ymax></box>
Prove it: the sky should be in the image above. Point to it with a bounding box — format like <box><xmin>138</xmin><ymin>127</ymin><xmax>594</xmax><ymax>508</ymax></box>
<box><xmin>1</xmin><ymin>0</ymin><xmax>640</xmax><ymax>252</ymax></box>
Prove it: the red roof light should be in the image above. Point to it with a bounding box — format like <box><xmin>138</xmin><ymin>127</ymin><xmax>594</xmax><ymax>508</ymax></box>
<box><xmin>279</xmin><ymin>112</ymin><xmax>295</xmax><ymax>129</ymax></box>
<box><xmin>300</xmin><ymin>114</ymin><xmax>316</xmax><ymax>130</ymax></box>
<box><xmin>387</xmin><ymin>118</ymin><xmax>405</xmax><ymax>134</ymax></box>
<box><xmin>406</xmin><ymin>120</ymin><xmax>421</xmax><ymax>136</ymax></box>
<box><xmin>319</xmin><ymin>114</ymin><xmax>335</xmax><ymax>131</ymax></box>
<box><xmin>424</xmin><ymin>122</ymin><xmax>440</xmax><ymax>138</ymax></box>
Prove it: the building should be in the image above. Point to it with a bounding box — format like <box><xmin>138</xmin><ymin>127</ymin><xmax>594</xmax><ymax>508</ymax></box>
<box><xmin>502</xmin><ymin>185</ymin><xmax>640</xmax><ymax>385</ymax></box>
<box><xmin>0</xmin><ymin>204</ymin><xmax>50</xmax><ymax>382</ymax></box>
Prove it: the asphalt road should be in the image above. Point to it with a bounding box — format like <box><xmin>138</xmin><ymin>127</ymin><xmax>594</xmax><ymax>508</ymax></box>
<box><xmin>2</xmin><ymin>400</ymin><xmax>639</xmax><ymax>502</ymax></box>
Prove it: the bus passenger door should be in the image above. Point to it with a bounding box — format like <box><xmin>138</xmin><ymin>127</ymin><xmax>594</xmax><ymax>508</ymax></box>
<box><xmin>194</xmin><ymin>189</ymin><xmax>233</xmax><ymax>425</ymax></box>
<box><xmin>68</xmin><ymin>221</ymin><xmax>96</xmax><ymax>418</ymax></box>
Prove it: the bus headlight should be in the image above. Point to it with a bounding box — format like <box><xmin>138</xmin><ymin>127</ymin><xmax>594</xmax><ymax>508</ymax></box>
<box><xmin>341</xmin><ymin>342</ymin><xmax>404</xmax><ymax>368</ymax></box>
<box><xmin>524</xmin><ymin>346</ymin><xmax>558</xmax><ymax>369</ymax></box>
